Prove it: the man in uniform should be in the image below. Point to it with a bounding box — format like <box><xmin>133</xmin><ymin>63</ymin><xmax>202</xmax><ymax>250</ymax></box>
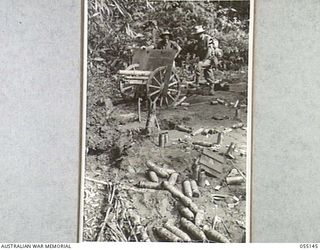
<box><xmin>156</xmin><ymin>30</ymin><xmax>182</xmax><ymax>62</ymax></box>
<box><xmin>192</xmin><ymin>25</ymin><xmax>222</xmax><ymax>95</ymax></box>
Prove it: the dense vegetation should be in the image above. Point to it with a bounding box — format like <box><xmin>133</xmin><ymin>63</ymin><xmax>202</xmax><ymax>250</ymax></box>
<box><xmin>87</xmin><ymin>0</ymin><xmax>250</xmax><ymax>76</ymax></box>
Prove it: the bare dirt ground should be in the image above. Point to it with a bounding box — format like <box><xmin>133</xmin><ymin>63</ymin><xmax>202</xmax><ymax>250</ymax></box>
<box><xmin>83</xmin><ymin>69</ymin><xmax>248</xmax><ymax>243</ymax></box>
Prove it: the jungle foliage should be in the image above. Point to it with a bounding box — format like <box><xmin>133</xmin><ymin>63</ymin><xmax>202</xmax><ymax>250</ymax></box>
<box><xmin>87</xmin><ymin>0</ymin><xmax>250</xmax><ymax>75</ymax></box>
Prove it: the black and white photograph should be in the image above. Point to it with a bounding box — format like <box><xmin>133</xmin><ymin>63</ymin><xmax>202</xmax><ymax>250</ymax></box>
<box><xmin>82</xmin><ymin>0</ymin><xmax>252</xmax><ymax>243</ymax></box>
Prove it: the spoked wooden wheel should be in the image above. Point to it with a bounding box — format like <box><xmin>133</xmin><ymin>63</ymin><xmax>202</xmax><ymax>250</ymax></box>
<box><xmin>147</xmin><ymin>66</ymin><xmax>181</xmax><ymax>107</ymax></box>
<box><xmin>119</xmin><ymin>64</ymin><xmax>139</xmax><ymax>100</ymax></box>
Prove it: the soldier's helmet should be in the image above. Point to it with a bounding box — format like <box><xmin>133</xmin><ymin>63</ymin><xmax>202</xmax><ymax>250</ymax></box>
<box><xmin>193</xmin><ymin>25</ymin><xmax>205</xmax><ymax>35</ymax></box>
<box><xmin>160</xmin><ymin>30</ymin><xmax>172</xmax><ymax>38</ymax></box>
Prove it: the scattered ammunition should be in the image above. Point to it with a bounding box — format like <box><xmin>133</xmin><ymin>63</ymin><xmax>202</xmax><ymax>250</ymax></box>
<box><xmin>180</xmin><ymin>218</ymin><xmax>207</xmax><ymax>241</ymax></box>
<box><xmin>232</xmin><ymin>122</ymin><xmax>244</xmax><ymax>129</ymax></box>
<box><xmin>188</xmin><ymin>201</ymin><xmax>200</xmax><ymax>214</ymax></box>
<box><xmin>146</xmin><ymin>161</ymin><xmax>170</xmax><ymax>178</ymax></box>
<box><xmin>164</xmin><ymin>222</ymin><xmax>192</xmax><ymax>242</ymax></box>
<box><xmin>216</xmin><ymin>132</ymin><xmax>223</xmax><ymax>145</ymax></box>
<box><xmin>168</xmin><ymin>172</ymin><xmax>179</xmax><ymax>185</ymax></box>
<box><xmin>192</xmin><ymin>164</ymin><xmax>200</xmax><ymax>181</ymax></box>
<box><xmin>195</xmin><ymin>210</ymin><xmax>205</xmax><ymax>227</ymax></box>
<box><xmin>163</xmin><ymin>132</ymin><xmax>169</xmax><ymax>144</ymax></box>
<box><xmin>174</xmin><ymin>96</ymin><xmax>187</xmax><ymax>107</ymax></box>
<box><xmin>190</xmin><ymin>180</ymin><xmax>200</xmax><ymax>198</ymax></box>
<box><xmin>158</xmin><ymin>133</ymin><xmax>165</xmax><ymax>148</ymax></box>
<box><xmin>137</xmin><ymin>180</ymin><xmax>161</xmax><ymax>189</ymax></box>
<box><xmin>193</xmin><ymin>141</ymin><xmax>212</xmax><ymax>147</ymax></box>
<box><xmin>177</xmin><ymin>204</ymin><xmax>195</xmax><ymax>221</ymax></box>
<box><xmin>163</xmin><ymin>181</ymin><xmax>199</xmax><ymax>212</ymax></box>
<box><xmin>176</xmin><ymin>125</ymin><xmax>192</xmax><ymax>133</ymax></box>
<box><xmin>226</xmin><ymin>142</ymin><xmax>236</xmax><ymax>159</ymax></box>
<box><xmin>210</xmin><ymin>100</ymin><xmax>218</xmax><ymax>105</ymax></box>
<box><xmin>162</xmin><ymin>181</ymin><xmax>190</xmax><ymax>201</ymax></box>
<box><xmin>226</xmin><ymin>176</ymin><xmax>244</xmax><ymax>185</ymax></box>
<box><xmin>181</xmin><ymin>102</ymin><xmax>190</xmax><ymax>107</ymax></box>
<box><xmin>153</xmin><ymin>227</ymin><xmax>182</xmax><ymax>242</ymax></box>
<box><xmin>183</xmin><ymin>180</ymin><xmax>193</xmax><ymax>198</ymax></box>
<box><xmin>180</xmin><ymin>195</ymin><xmax>193</xmax><ymax>208</ymax></box>
<box><xmin>217</xmin><ymin>98</ymin><xmax>225</xmax><ymax>104</ymax></box>
<box><xmin>191</xmin><ymin>128</ymin><xmax>204</xmax><ymax>136</ymax></box>
<box><xmin>148</xmin><ymin>170</ymin><xmax>159</xmax><ymax>183</ymax></box>
<box><xmin>203</xmin><ymin>225</ymin><xmax>230</xmax><ymax>243</ymax></box>
<box><xmin>235</xmin><ymin>108</ymin><xmax>241</xmax><ymax>120</ymax></box>
<box><xmin>198</xmin><ymin>170</ymin><xmax>206</xmax><ymax>187</ymax></box>
<box><xmin>162</xmin><ymin>163</ymin><xmax>176</xmax><ymax>175</ymax></box>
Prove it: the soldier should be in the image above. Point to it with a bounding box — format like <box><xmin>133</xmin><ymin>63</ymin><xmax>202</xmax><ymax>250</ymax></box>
<box><xmin>192</xmin><ymin>25</ymin><xmax>222</xmax><ymax>95</ymax></box>
<box><xmin>156</xmin><ymin>30</ymin><xmax>182</xmax><ymax>61</ymax></box>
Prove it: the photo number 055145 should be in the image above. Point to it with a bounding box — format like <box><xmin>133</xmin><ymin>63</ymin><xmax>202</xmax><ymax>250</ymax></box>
<box><xmin>82</xmin><ymin>0</ymin><xmax>252</xmax><ymax>243</ymax></box>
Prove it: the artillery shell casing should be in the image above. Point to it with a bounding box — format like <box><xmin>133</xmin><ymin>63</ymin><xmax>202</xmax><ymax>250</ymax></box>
<box><xmin>216</xmin><ymin>132</ymin><xmax>223</xmax><ymax>145</ymax></box>
<box><xmin>194</xmin><ymin>210</ymin><xmax>205</xmax><ymax>227</ymax></box>
<box><xmin>235</xmin><ymin>108</ymin><xmax>241</xmax><ymax>119</ymax></box>
<box><xmin>146</xmin><ymin>161</ymin><xmax>169</xmax><ymax>178</ymax></box>
<box><xmin>217</xmin><ymin>98</ymin><xmax>225</xmax><ymax>104</ymax></box>
<box><xmin>162</xmin><ymin>163</ymin><xmax>176</xmax><ymax>175</ymax></box>
<box><xmin>176</xmin><ymin>125</ymin><xmax>192</xmax><ymax>133</ymax></box>
<box><xmin>203</xmin><ymin>225</ymin><xmax>230</xmax><ymax>243</ymax></box>
<box><xmin>193</xmin><ymin>141</ymin><xmax>212</xmax><ymax>147</ymax></box>
<box><xmin>164</xmin><ymin>222</ymin><xmax>192</xmax><ymax>242</ymax></box>
<box><xmin>159</xmin><ymin>133</ymin><xmax>165</xmax><ymax>148</ymax></box>
<box><xmin>183</xmin><ymin>180</ymin><xmax>193</xmax><ymax>198</ymax></box>
<box><xmin>190</xmin><ymin>180</ymin><xmax>200</xmax><ymax>198</ymax></box>
<box><xmin>181</xmin><ymin>102</ymin><xmax>190</xmax><ymax>107</ymax></box>
<box><xmin>191</xmin><ymin>128</ymin><xmax>204</xmax><ymax>136</ymax></box>
<box><xmin>180</xmin><ymin>218</ymin><xmax>207</xmax><ymax>241</ymax></box>
<box><xmin>226</xmin><ymin>176</ymin><xmax>244</xmax><ymax>185</ymax></box>
<box><xmin>198</xmin><ymin>170</ymin><xmax>206</xmax><ymax>187</ymax></box>
<box><xmin>153</xmin><ymin>227</ymin><xmax>182</xmax><ymax>242</ymax></box>
<box><xmin>232</xmin><ymin>122</ymin><xmax>244</xmax><ymax>129</ymax></box>
<box><xmin>168</xmin><ymin>172</ymin><xmax>179</xmax><ymax>185</ymax></box>
<box><xmin>162</xmin><ymin>181</ymin><xmax>190</xmax><ymax>201</ymax></box>
<box><xmin>210</xmin><ymin>100</ymin><xmax>218</xmax><ymax>105</ymax></box>
<box><xmin>178</xmin><ymin>205</ymin><xmax>195</xmax><ymax>221</ymax></box>
<box><xmin>137</xmin><ymin>180</ymin><xmax>161</xmax><ymax>189</ymax></box>
<box><xmin>163</xmin><ymin>132</ymin><xmax>169</xmax><ymax>144</ymax></box>
<box><xmin>192</xmin><ymin>164</ymin><xmax>200</xmax><ymax>181</ymax></box>
<box><xmin>163</xmin><ymin>181</ymin><xmax>198</xmax><ymax>212</ymax></box>
<box><xmin>226</xmin><ymin>142</ymin><xmax>236</xmax><ymax>156</ymax></box>
<box><xmin>148</xmin><ymin>170</ymin><xmax>159</xmax><ymax>183</ymax></box>
<box><xmin>188</xmin><ymin>201</ymin><xmax>200</xmax><ymax>214</ymax></box>
<box><xmin>179</xmin><ymin>195</ymin><xmax>193</xmax><ymax>208</ymax></box>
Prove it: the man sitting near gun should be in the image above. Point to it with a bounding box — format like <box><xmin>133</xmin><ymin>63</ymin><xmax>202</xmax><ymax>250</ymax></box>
<box><xmin>191</xmin><ymin>25</ymin><xmax>223</xmax><ymax>95</ymax></box>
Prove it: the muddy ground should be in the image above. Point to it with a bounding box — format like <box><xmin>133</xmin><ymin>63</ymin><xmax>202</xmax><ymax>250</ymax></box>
<box><xmin>83</xmin><ymin>69</ymin><xmax>248</xmax><ymax>243</ymax></box>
